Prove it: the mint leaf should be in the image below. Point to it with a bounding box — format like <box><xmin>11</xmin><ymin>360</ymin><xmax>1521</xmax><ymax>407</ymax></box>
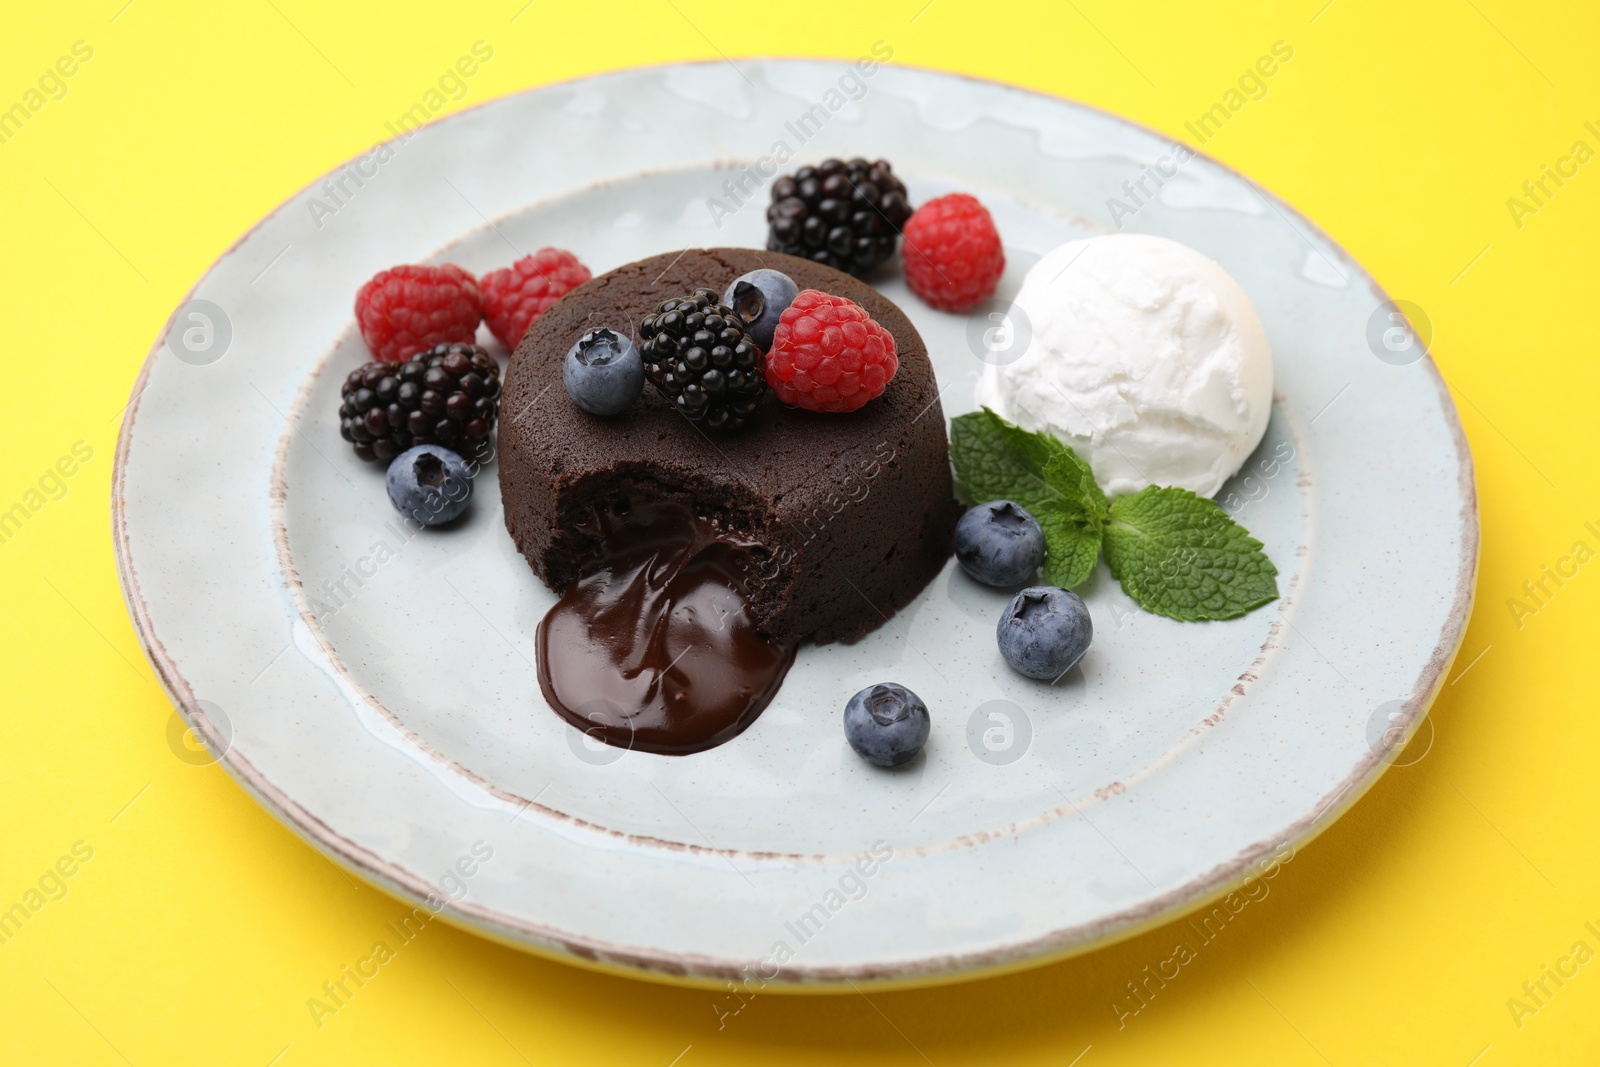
<box><xmin>1103</xmin><ymin>486</ymin><xmax>1278</xmax><ymax>621</ymax></box>
<box><xmin>949</xmin><ymin>409</ymin><xmax>1108</xmax><ymax>587</ymax></box>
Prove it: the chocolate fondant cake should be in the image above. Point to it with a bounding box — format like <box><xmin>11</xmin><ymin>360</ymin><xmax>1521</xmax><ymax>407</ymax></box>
<box><xmin>499</xmin><ymin>248</ymin><xmax>958</xmax><ymax>649</ymax></box>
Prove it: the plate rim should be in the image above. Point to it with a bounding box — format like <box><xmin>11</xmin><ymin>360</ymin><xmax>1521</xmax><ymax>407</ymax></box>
<box><xmin>111</xmin><ymin>57</ymin><xmax>1480</xmax><ymax>989</ymax></box>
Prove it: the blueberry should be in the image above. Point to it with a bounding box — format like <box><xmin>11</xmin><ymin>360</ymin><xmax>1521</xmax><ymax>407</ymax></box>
<box><xmin>844</xmin><ymin>682</ymin><xmax>931</xmax><ymax>767</ymax></box>
<box><xmin>386</xmin><ymin>445</ymin><xmax>473</xmax><ymax>526</ymax></box>
<box><xmin>997</xmin><ymin>586</ymin><xmax>1092</xmax><ymax>681</ymax></box>
<box><xmin>954</xmin><ymin>500</ymin><xmax>1046</xmax><ymax>586</ymax></box>
<box><xmin>723</xmin><ymin>269</ymin><xmax>799</xmax><ymax>351</ymax></box>
<box><xmin>564</xmin><ymin>328</ymin><xmax>644</xmax><ymax>416</ymax></box>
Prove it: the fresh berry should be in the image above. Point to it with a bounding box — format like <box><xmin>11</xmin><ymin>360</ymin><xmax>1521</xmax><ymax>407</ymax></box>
<box><xmin>901</xmin><ymin>194</ymin><xmax>1005</xmax><ymax>312</ymax></box>
<box><xmin>955</xmin><ymin>501</ymin><xmax>1045</xmax><ymax>586</ymax></box>
<box><xmin>639</xmin><ymin>288</ymin><xmax>765</xmax><ymax>431</ymax></box>
<box><xmin>997</xmin><ymin>586</ymin><xmax>1093</xmax><ymax>681</ymax></box>
<box><xmin>565</xmin><ymin>328</ymin><xmax>644</xmax><ymax>417</ymax></box>
<box><xmin>766</xmin><ymin>290</ymin><xmax>897</xmax><ymax>413</ymax></box>
<box><xmin>479</xmin><ymin>248</ymin><xmax>592</xmax><ymax>349</ymax></box>
<box><xmin>844</xmin><ymin>683</ymin><xmax>931</xmax><ymax>767</ymax></box>
<box><xmin>766</xmin><ymin>158</ymin><xmax>913</xmax><ymax>276</ymax></box>
<box><xmin>338</xmin><ymin>342</ymin><xmax>501</xmax><ymax>463</ymax></box>
<box><xmin>722</xmin><ymin>269</ymin><xmax>799</xmax><ymax>352</ymax></box>
<box><xmin>386</xmin><ymin>445</ymin><xmax>473</xmax><ymax>526</ymax></box>
<box><xmin>355</xmin><ymin>264</ymin><xmax>482</xmax><ymax>363</ymax></box>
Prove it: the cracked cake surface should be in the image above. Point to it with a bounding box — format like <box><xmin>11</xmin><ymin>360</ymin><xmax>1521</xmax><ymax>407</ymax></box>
<box><xmin>497</xmin><ymin>248</ymin><xmax>959</xmax><ymax>646</ymax></box>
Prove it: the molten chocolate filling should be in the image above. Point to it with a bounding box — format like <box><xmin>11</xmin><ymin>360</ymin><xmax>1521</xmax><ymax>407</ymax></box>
<box><xmin>536</xmin><ymin>498</ymin><xmax>795</xmax><ymax>755</ymax></box>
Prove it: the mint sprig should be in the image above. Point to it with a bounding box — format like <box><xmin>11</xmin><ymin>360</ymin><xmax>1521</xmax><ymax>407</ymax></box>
<box><xmin>949</xmin><ymin>408</ymin><xmax>1106</xmax><ymax>587</ymax></box>
<box><xmin>1103</xmin><ymin>487</ymin><xmax>1279</xmax><ymax>620</ymax></box>
<box><xmin>949</xmin><ymin>408</ymin><xmax>1278</xmax><ymax>621</ymax></box>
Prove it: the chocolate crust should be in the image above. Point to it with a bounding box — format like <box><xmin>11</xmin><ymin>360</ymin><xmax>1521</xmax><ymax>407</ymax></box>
<box><xmin>497</xmin><ymin>248</ymin><xmax>959</xmax><ymax>646</ymax></box>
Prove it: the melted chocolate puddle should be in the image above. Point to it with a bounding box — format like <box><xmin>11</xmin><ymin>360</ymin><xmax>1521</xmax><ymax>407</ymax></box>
<box><xmin>536</xmin><ymin>499</ymin><xmax>795</xmax><ymax>755</ymax></box>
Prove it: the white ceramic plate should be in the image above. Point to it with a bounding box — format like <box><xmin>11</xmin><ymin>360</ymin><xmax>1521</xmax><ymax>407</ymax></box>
<box><xmin>114</xmin><ymin>60</ymin><xmax>1476</xmax><ymax>988</ymax></box>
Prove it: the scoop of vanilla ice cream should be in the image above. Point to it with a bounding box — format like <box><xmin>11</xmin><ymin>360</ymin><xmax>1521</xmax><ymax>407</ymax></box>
<box><xmin>973</xmin><ymin>234</ymin><xmax>1273</xmax><ymax>498</ymax></box>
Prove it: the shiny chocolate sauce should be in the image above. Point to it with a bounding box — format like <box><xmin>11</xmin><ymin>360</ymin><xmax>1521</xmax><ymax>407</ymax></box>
<box><xmin>536</xmin><ymin>498</ymin><xmax>795</xmax><ymax>755</ymax></box>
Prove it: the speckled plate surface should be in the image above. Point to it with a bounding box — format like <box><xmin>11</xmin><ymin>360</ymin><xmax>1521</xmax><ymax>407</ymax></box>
<box><xmin>113</xmin><ymin>60</ymin><xmax>1476</xmax><ymax>989</ymax></box>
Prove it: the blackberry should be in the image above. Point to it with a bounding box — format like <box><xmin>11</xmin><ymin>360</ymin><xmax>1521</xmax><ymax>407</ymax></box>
<box><xmin>639</xmin><ymin>288</ymin><xmax>765</xmax><ymax>431</ymax></box>
<box><xmin>338</xmin><ymin>342</ymin><xmax>501</xmax><ymax>462</ymax></box>
<box><xmin>766</xmin><ymin>157</ymin><xmax>913</xmax><ymax>275</ymax></box>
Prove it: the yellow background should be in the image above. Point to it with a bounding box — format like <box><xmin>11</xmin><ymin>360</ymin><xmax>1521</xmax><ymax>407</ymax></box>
<box><xmin>3</xmin><ymin>0</ymin><xmax>1595</xmax><ymax>1062</ymax></box>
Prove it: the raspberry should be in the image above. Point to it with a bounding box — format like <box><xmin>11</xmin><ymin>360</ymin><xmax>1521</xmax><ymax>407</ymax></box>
<box><xmin>900</xmin><ymin>194</ymin><xmax>1005</xmax><ymax>312</ymax></box>
<box><xmin>765</xmin><ymin>290</ymin><xmax>897</xmax><ymax>413</ymax></box>
<box><xmin>355</xmin><ymin>264</ymin><xmax>483</xmax><ymax>363</ymax></box>
<box><xmin>480</xmin><ymin>248</ymin><xmax>592</xmax><ymax>349</ymax></box>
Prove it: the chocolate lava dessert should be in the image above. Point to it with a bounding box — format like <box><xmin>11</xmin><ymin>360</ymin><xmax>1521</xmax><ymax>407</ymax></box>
<box><xmin>498</xmin><ymin>248</ymin><xmax>958</xmax><ymax>754</ymax></box>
